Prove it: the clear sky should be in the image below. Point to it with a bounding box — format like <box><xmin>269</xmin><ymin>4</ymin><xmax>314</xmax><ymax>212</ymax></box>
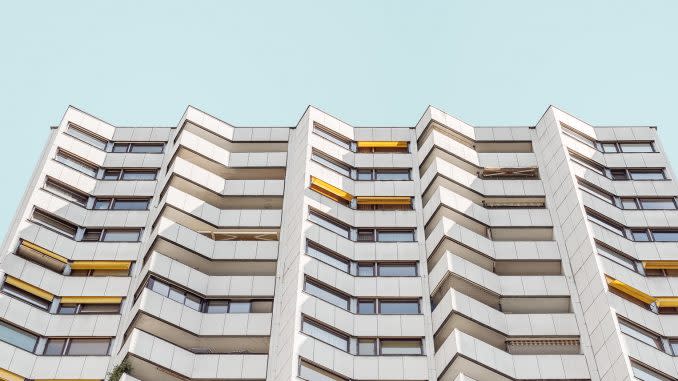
<box><xmin>0</xmin><ymin>1</ymin><xmax>677</xmax><ymax>235</ymax></box>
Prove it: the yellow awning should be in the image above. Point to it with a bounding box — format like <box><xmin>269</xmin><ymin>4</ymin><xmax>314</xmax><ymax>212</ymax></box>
<box><xmin>642</xmin><ymin>260</ymin><xmax>678</xmax><ymax>270</ymax></box>
<box><xmin>605</xmin><ymin>276</ymin><xmax>655</xmax><ymax>304</ymax></box>
<box><xmin>355</xmin><ymin>196</ymin><xmax>411</xmax><ymax>205</ymax></box>
<box><xmin>60</xmin><ymin>296</ymin><xmax>122</xmax><ymax>304</ymax></box>
<box><xmin>70</xmin><ymin>261</ymin><xmax>131</xmax><ymax>271</ymax></box>
<box><xmin>655</xmin><ymin>297</ymin><xmax>678</xmax><ymax>308</ymax></box>
<box><xmin>0</xmin><ymin>368</ymin><xmax>24</xmax><ymax>381</ymax></box>
<box><xmin>356</xmin><ymin>141</ymin><xmax>408</xmax><ymax>148</ymax></box>
<box><xmin>19</xmin><ymin>240</ymin><xmax>67</xmax><ymax>264</ymax></box>
<box><xmin>4</xmin><ymin>276</ymin><xmax>54</xmax><ymax>302</ymax></box>
<box><xmin>310</xmin><ymin>176</ymin><xmax>353</xmax><ymax>202</ymax></box>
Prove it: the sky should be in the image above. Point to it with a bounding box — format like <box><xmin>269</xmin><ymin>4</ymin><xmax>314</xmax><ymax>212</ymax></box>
<box><xmin>0</xmin><ymin>1</ymin><xmax>677</xmax><ymax>235</ymax></box>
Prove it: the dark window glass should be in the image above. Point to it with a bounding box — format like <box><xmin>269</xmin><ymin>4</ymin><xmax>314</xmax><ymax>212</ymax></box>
<box><xmin>32</xmin><ymin>209</ymin><xmax>78</xmax><ymax>238</ymax></box>
<box><xmin>57</xmin><ymin>304</ymin><xmax>78</xmax><ymax>315</ymax></box>
<box><xmin>93</xmin><ymin>199</ymin><xmax>111</xmax><ymax>210</ymax></box>
<box><xmin>640</xmin><ymin>199</ymin><xmax>676</xmax><ymax>210</ymax></box>
<box><xmin>121</xmin><ymin>170</ymin><xmax>156</xmax><ymax>181</ymax></box>
<box><xmin>112</xmin><ymin>199</ymin><xmax>149</xmax><ymax>210</ymax></box>
<box><xmin>102</xmin><ymin>169</ymin><xmax>121</xmax><ymax>180</ymax></box>
<box><xmin>0</xmin><ymin>320</ymin><xmax>39</xmax><ymax>352</ymax></box>
<box><xmin>378</xmin><ymin>264</ymin><xmax>417</xmax><ymax>277</ymax></box>
<box><xmin>629</xmin><ymin>170</ymin><xmax>665</xmax><ymax>180</ymax></box>
<box><xmin>379</xmin><ymin>300</ymin><xmax>419</xmax><ymax>314</ymax></box>
<box><xmin>82</xmin><ymin>229</ymin><xmax>102</xmax><ymax>241</ymax></box>
<box><xmin>66</xmin><ymin>338</ymin><xmax>110</xmax><ymax>355</ymax></box>
<box><xmin>358</xmin><ymin>339</ymin><xmax>377</xmax><ymax>355</ymax></box>
<box><xmin>377</xmin><ymin>230</ymin><xmax>415</xmax><ymax>242</ymax></box>
<box><xmin>102</xmin><ymin>229</ymin><xmax>140</xmax><ymax>242</ymax></box>
<box><xmin>610</xmin><ymin>169</ymin><xmax>628</xmax><ymax>180</ymax></box>
<box><xmin>357</xmin><ymin>229</ymin><xmax>375</xmax><ymax>242</ymax></box>
<box><xmin>44</xmin><ymin>338</ymin><xmax>67</xmax><ymax>355</ymax></box>
<box><xmin>358</xmin><ymin>300</ymin><xmax>376</xmax><ymax>314</ymax></box>
<box><xmin>80</xmin><ymin>304</ymin><xmax>120</xmax><ymax>314</ymax></box>
<box><xmin>651</xmin><ymin>230</ymin><xmax>678</xmax><ymax>242</ymax></box>
<box><xmin>112</xmin><ymin>144</ymin><xmax>129</xmax><ymax>153</ymax></box>
<box><xmin>250</xmin><ymin>300</ymin><xmax>273</xmax><ymax>313</ymax></box>
<box><xmin>375</xmin><ymin>169</ymin><xmax>410</xmax><ymax>181</ymax></box>
<box><xmin>130</xmin><ymin>144</ymin><xmax>164</xmax><ymax>153</ymax></box>
<box><xmin>206</xmin><ymin>300</ymin><xmax>229</xmax><ymax>313</ymax></box>
<box><xmin>379</xmin><ymin>339</ymin><xmax>423</xmax><ymax>355</ymax></box>
<box><xmin>357</xmin><ymin>263</ymin><xmax>375</xmax><ymax>277</ymax></box>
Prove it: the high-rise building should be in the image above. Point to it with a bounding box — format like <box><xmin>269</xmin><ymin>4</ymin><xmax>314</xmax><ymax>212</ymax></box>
<box><xmin>0</xmin><ymin>105</ymin><xmax>676</xmax><ymax>381</ymax></box>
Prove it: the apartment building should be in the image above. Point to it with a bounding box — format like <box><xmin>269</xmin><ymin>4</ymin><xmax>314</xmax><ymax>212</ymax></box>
<box><xmin>0</xmin><ymin>105</ymin><xmax>676</xmax><ymax>381</ymax></box>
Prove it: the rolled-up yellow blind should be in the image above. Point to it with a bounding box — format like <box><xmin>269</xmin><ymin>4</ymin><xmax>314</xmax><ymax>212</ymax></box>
<box><xmin>310</xmin><ymin>176</ymin><xmax>353</xmax><ymax>202</ymax></box>
<box><xmin>0</xmin><ymin>368</ymin><xmax>24</xmax><ymax>381</ymax></box>
<box><xmin>605</xmin><ymin>276</ymin><xmax>655</xmax><ymax>304</ymax></box>
<box><xmin>655</xmin><ymin>297</ymin><xmax>678</xmax><ymax>308</ymax></box>
<box><xmin>4</xmin><ymin>276</ymin><xmax>54</xmax><ymax>302</ymax></box>
<box><xmin>642</xmin><ymin>261</ymin><xmax>678</xmax><ymax>270</ymax></box>
<box><xmin>356</xmin><ymin>196</ymin><xmax>411</xmax><ymax>205</ymax></box>
<box><xmin>70</xmin><ymin>261</ymin><xmax>131</xmax><ymax>271</ymax></box>
<box><xmin>356</xmin><ymin>141</ymin><xmax>408</xmax><ymax>148</ymax></box>
<box><xmin>19</xmin><ymin>240</ymin><xmax>67</xmax><ymax>264</ymax></box>
<box><xmin>60</xmin><ymin>296</ymin><xmax>122</xmax><ymax>304</ymax></box>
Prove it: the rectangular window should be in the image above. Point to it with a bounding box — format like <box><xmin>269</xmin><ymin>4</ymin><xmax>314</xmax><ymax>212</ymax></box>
<box><xmin>120</xmin><ymin>169</ymin><xmax>157</xmax><ymax>181</ymax></box>
<box><xmin>578</xmin><ymin>181</ymin><xmax>614</xmax><ymax>204</ymax></box>
<box><xmin>101</xmin><ymin>229</ymin><xmax>141</xmax><ymax>242</ymax></box>
<box><xmin>640</xmin><ymin>199</ymin><xmax>677</xmax><ymax>210</ymax></box>
<box><xmin>586</xmin><ymin>212</ymin><xmax>625</xmax><ymax>237</ymax></box>
<box><xmin>629</xmin><ymin>169</ymin><xmax>666</xmax><ymax>180</ymax></box>
<box><xmin>299</xmin><ymin>360</ymin><xmax>347</xmax><ymax>381</ymax></box>
<box><xmin>301</xmin><ymin>318</ymin><xmax>349</xmax><ymax>351</ymax></box>
<box><xmin>610</xmin><ymin>169</ymin><xmax>629</xmax><ymax>180</ymax></box>
<box><xmin>379</xmin><ymin>339</ymin><xmax>423</xmax><ymax>355</ymax></box>
<box><xmin>66</xmin><ymin>124</ymin><xmax>108</xmax><ymax>150</ymax></box>
<box><xmin>64</xmin><ymin>338</ymin><xmax>111</xmax><ymax>355</ymax></box>
<box><xmin>651</xmin><ymin>230</ymin><xmax>678</xmax><ymax>242</ymax></box>
<box><xmin>596</xmin><ymin>243</ymin><xmax>638</xmax><ymax>272</ymax></box>
<box><xmin>308</xmin><ymin>210</ymin><xmax>350</xmax><ymax>239</ymax></box>
<box><xmin>358</xmin><ymin>339</ymin><xmax>377</xmax><ymax>355</ymax></box>
<box><xmin>306</xmin><ymin>242</ymin><xmax>350</xmax><ymax>273</ymax></box>
<box><xmin>82</xmin><ymin>229</ymin><xmax>103</xmax><ymax>241</ymax></box>
<box><xmin>313</xmin><ymin>124</ymin><xmax>352</xmax><ymax>150</ymax></box>
<box><xmin>378</xmin><ymin>300</ymin><xmax>420</xmax><ymax>314</ymax></box>
<box><xmin>378</xmin><ymin>263</ymin><xmax>417</xmax><ymax>277</ymax></box>
<box><xmin>570</xmin><ymin>154</ymin><xmax>604</xmax><ymax>175</ymax></box>
<box><xmin>621</xmin><ymin>198</ymin><xmax>639</xmax><ymax>209</ymax></box>
<box><xmin>206</xmin><ymin>300</ymin><xmax>228</xmax><ymax>313</ymax></box>
<box><xmin>44</xmin><ymin>179</ymin><xmax>89</xmax><ymax>207</ymax></box>
<box><xmin>44</xmin><ymin>338</ymin><xmax>67</xmax><ymax>355</ymax></box>
<box><xmin>32</xmin><ymin>209</ymin><xmax>78</xmax><ymax>238</ymax></box>
<box><xmin>357</xmin><ymin>263</ymin><xmax>375</xmax><ymax>277</ymax></box>
<box><xmin>561</xmin><ymin>124</ymin><xmax>596</xmax><ymax>148</ymax></box>
<box><xmin>377</xmin><ymin>229</ymin><xmax>415</xmax><ymax>242</ymax></box>
<box><xmin>631</xmin><ymin>230</ymin><xmax>651</xmax><ymax>242</ymax></box>
<box><xmin>601</xmin><ymin>143</ymin><xmax>618</xmax><ymax>153</ymax></box>
<box><xmin>0</xmin><ymin>320</ymin><xmax>38</xmax><ymax>352</ymax></box>
<box><xmin>112</xmin><ymin>199</ymin><xmax>150</xmax><ymax>210</ymax></box>
<box><xmin>102</xmin><ymin>169</ymin><xmax>121</xmax><ymax>180</ymax></box>
<box><xmin>304</xmin><ymin>280</ymin><xmax>349</xmax><ymax>310</ymax></box>
<box><xmin>375</xmin><ymin>169</ymin><xmax>410</xmax><ymax>181</ymax></box>
<box><xmin>619</xmin><ymin>142</ymin><xmax>655</xmax><ymax>153</ymax></box>
<box><xmin>228</xmin><ymin>301</ymin><xmax>251</xmax><ymax>313</ymax></box>
<box><xmin>311</xmin><ymin>152</ymin><xmax>351</xmax><ymax>177</ymax></box>
<box><xmin>358</xmin><ymin>300</ymin><xmax>376</xmax><ymax>314</ymax></box>
<box><xmin>1</xmin><ymin>284</ymin><xmax>51</xmax><ymax>310</ymax></box>
<box><xmin>357</xmin><ymin>169</ymin><xmax>373</xmax><ymax>180</ymax></box>
<box><xmin>79</xmin><ymin>304</ymin><xmax>121</xmax><ymax>314</ymax></box>
<box><xmin>631</xmin><ymin>361</ymin><xmax>673</xmax><ymax>381</ymax></box>
<box><xmin>112</xmin><ymin>143</ymin><xmax>164</xmax><ymax>153</ymax></box>
<box><xmin>357</xmin><ymin>229</ymin><xmax>375</xmax><ymax>242</ymax></box>
<box><xmin>55</xmin><ymin>151</ymin><xmax>98</xmax><ymax>177</ymax></box>
<box><xmin>619</xmin><ymin>319</ymin><xmax>662</xmax><ymax>349</ymax></box>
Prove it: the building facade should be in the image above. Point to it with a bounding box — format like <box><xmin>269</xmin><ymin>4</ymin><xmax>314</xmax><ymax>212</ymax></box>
<box><xmin>0</xmin><ymin>105</ymin><xmax>676</xmax><ymax>381</ymax></box>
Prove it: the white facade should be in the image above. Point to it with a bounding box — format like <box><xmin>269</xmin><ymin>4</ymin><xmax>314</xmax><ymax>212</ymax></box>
<box><xmin>0</xmin><ymin>105</ymin><xmax>676</xmax><ymax>381</ymax></box>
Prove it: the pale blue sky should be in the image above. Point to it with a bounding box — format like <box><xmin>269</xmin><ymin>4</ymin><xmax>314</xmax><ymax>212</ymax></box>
<box><xmin>0</xmin><ymin>1</ymin><xmax>677</xmax><ymax>234</ymax></box>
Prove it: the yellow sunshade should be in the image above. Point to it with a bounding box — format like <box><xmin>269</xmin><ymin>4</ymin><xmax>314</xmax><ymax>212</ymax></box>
<box><xmin>605</xmin><ymin>276</ymin><xmax>655</xmax><ymax>304</ymax></box>
<box><xmin>356</xmin><ymin>141</ymin><xmax>408</xmax><ymax>148</ymax></box>
<box><xmin>310</xmin><ymin>176</ymin><xmax>352</xmax><ymax>202</ymax></box>
<box><xmin>19</xmin><ymin>241</ymin><xmax>67</xmax><ymax>264</ymax></box>
<box><xmin>642</xmin><ymin>261</ymin><xmax>678</xmax><ymax>270</ymax></box>
<box><xmin>655</xmin><ymin>297</ymin><xmax>678</xmax><ymax>308</ymax></box>
<box><xmin>70</xmin><ymin>261</ymin><xmax>131</xmax><ymax>271</ymax></box>
<box><xmin>60</xmin><ymin>296</ymin><xmax>122</xmax><ymax>304</ymax></box>
<box><xmin>356</xmin><ymin>196</ymin><xmax>411</xmax><ymax>205</ymax></box>
<box><xmin>4</xmin><ymin>276</ymin><xmax>54</xmax><ymax>302</ymax></box>
<box><xmin>0</xmin><ymin>368</ymin><xmax>24</xmax><ymax>381</ymax></box>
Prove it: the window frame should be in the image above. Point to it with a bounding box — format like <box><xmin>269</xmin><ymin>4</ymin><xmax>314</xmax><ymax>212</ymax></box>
<box><xmin>65</xmin><ymin>124</ymin><xmax>108</xmax><ymax>150</ymax></box>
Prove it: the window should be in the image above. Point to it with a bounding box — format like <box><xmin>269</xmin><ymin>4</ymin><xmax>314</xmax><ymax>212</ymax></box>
<box><xmin>374</xmin><ymin>169</ymin><xmax>410</xmax><ymax>181</ymax></box>
<box><xmin>377</xmin><ymin>230</ymin><xmax>415</xmax><ymax>242</ymax></box>
<box><xmin>44</xmin><ymin>338</ymin><xmax>111</xmax><ymax>356</ymax></box>
<box><xmin>32</xmin><ymin>209</ymin><xmax>78</xmax><ymax>238</ymax></box>
<box><xmin>101</xmin><ymin>229</ymin><xmax>141</xmax><ymax>242</ymax></box>
<box><xmin>631</xmin><ymin>230</ymin><xmax>651</xmax><ymax>242</ymax></box>
<box><xmin>561</xmin><ymin>124</ymin><xmax>596</xmax><ymax>148</ymax></box>
<box><xmin>670</xmin><ymin>340</ymin><xmax>678</xmax><ymax>356</ymax></box>
<box><xmin>93</xmin><ymin>198</ymin><xmax>150</xmax><ymax>210</ymax></box>
<box><xmin>0</xmin><ymin>320</ymin><xmax>38</xmax><ymax>352</ymax></box>
<box><xmin>570</xmin><ymin>154</ymin><xmax>605</xmax><ymax>175</ymax></box>
<box><xmin>66</xmin><ymin>124</ymin><xmax>108</xmax><ymax>150</ymax></box>
<box><xmin>58</xmin><ymin>303</ymin><xmax>120</xmax><ymax>315</ymax></box>
<box><xmin>651</xmin><ymin>230</ymin><xmax>678</xmax><ymax>242</ymax></box>
<box><xmin>44</xmin><ymin>178</ymin><xmax>89</xmax><ymax>207</ymax></box>
<box><xmin>378</xmin><ymin>300</ymin><xmax>419</xmax><ymax>314</ymax></box>
<box><xmin>621</xmin><ymin>198</ymin><xmax>639</xmax><ymax>209</ymax></box>
<box><xmin>629</xmin><ymin>169</ymin><xmax>666</xmax><ymax>180</ymax></box>
<box><xmin>640</xmin><ymin>199</ymin><xmax>677</xmax><ymax>210</ymax></box>
<box><xmin>306</xmin><ymin>242</ymin><xmax>350</xmax><ymax>273</ymax></box>
<box><xmin>93</xmin><ymin>199</ymin><xmax>111</xmax><ymax>210</ymax></box>
<box><xmin>378</xmin><ymin>263</ymin><xmax>417</xmax><ymax>277</ymax></box>
<box><xmin>55</xmin><ymin>150</ymin><xmax>98</xmax><ymax>177</ymax></box>
<box><xmin>357</xmin><ymin>229</ymin><xmax>375</xmax><ymax>242</ymax></box>
<box><xmin>1</xmin><ymin>284</ymin><xmax>50</xmax><ymax>310</ymax></box>
<box><xmin>619</xmin><ymin>318</ymin><xmax>663</xmax><ymax>349</ymax></box>
<box><xmin>610</xmin><ymin>169</ymin><xmax>629</xmax><ymax>180</ymax></box>
<box><xmin>102</xmin><ymin>169</ymin><xmax>157</xmax><ymax>181</ymax></box>
<box><xmin>206</xmin><ymin>300</ymin><xmax>229</xmax><ymax>313</ymax></box>
<box><xmin>308</xmin><ymin>210</ymin><xmax>350</xmax><ymax>239</ymax></box>
<box><xmin>304</xmin><ymin>280</ymin><xmax>349</xmax><ymax>310</ymax></box>
<box><xmin>357</xmin><ymin>169</ymin><xmax>372</xmax><ymax>180</ymax></box>
<box><xmin>596</xmin><ymin>243</ymin><xmax>639</xmax><ymax>272</ymax></box>
<box><xmin>301</xmin><ymin>318</ymin><xmax>349</xmax><ymax>351</ymax></box>
<box><xmin>379</xmin><ymin>339</ymin><xmax>423</xmax><ymax>355</ymax></box>
<box><xmin>311</xmin><ymin>152</ymin><xmax>351</xmax><ymax>177</ymax></box>
<box><xmin>313</xmin><ymin>124</ymin><xmax>351</xmax><ymax>150</ymax></box>
<box><xmin>112</xmin><ymin>143</ymin><xmax>164</xmax><ymax>153</ymax></box>
<box><xmin>578</xmin><ymin>181</ymin><xmax>614</xmax><ymax>204</ymax></box>
<box><xmin>102</xmin><ymin>169</ymin><xmax>121</xmax><ymax>180</ymax></box>
<box><xmin>358</xmin><ymin>339</ymin><xmax>377</xmax><ymax>355</ymax></box>
<box><xmin>357</xmin><ymin>263</ymin><xmax>375</xmax><ymax>276</ymax></box>
<box><xmin>586</xmin><ymin>212</ymin><xmax>625</xmax><ymax>237</ymax></box>
<box><xmin>601</xmin><ymin>143</ymin><xmax>618</xmax><ymax>153</ymax></box>
<box><xmin>229</xmin><ymin>301</ymin><xmax>251</xmax><ymax>313</ymax></box>
<box><xmin>358</xmin><ymin>300</ymin><xmax>376</xmax><ymax>314</ymax></box>
<box><xmin>619</xmin><ymin>142</ymin><xmax>655</xmax><ymax>153</ymax></box>
<box><xmin>631</xmin><ymin>361</ymin><xmax>674</xmax><ymax>381</ymax></box>
<box><xmin>299</xmin><ymin>359</ymin><xmax>347</xmax><ymax>381</ymax></box>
